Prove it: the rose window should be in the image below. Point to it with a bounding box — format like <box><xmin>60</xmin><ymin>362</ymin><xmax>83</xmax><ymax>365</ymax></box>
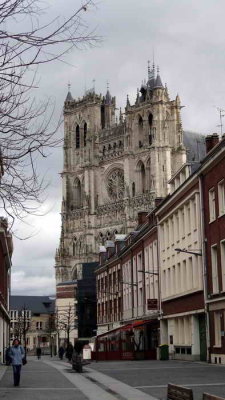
<box><xmin>106</xmin><ymin>169</ymin><xmax>124</xmax><ymax>200</ymax></box>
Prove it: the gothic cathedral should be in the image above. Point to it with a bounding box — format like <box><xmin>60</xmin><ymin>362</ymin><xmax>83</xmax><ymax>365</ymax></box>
<box><xmin>55</xmin><ymin>64</ymin><xmax>187</xmax><ymax>284</ymax></box>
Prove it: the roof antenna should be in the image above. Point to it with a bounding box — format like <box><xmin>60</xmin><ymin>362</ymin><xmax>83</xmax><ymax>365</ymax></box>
<box><xmin>216</xmin><ymin>107</ymin><xmax>225</xmax><ymax>138</ymax></box>
<box><xmin>68</xmin><ymin>81</ymin><xmax>71</xmax><ymax>92</ymax></box>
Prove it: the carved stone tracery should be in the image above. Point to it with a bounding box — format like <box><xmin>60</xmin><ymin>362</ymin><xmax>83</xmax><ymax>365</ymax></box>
<box><xmin>106</xmin><ymin>169</ymin><xmax>124</xmax><ymax>200</ymax></box>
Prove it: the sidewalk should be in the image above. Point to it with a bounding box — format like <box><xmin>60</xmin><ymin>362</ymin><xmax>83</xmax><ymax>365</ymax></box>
<box><xmin>0</xmin><ymin>356</ymin><xmax>158</xmax><ymax>400</ymax></box>
<box><xmin>0</xmin><ymin>357</ymin><xmax>87</xmax><ymax>400</ymax></box>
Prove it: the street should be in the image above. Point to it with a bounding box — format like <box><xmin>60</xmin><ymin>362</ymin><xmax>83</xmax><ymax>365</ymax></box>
<box><xmin>1</xmin><ymin>358</ymin><xmax>225</xmax><ymax>400</ymax></box>
<box><xmin>88</xmin><ymin>359</ymin><xmax>225</xmax><ymax>400</ymax></box>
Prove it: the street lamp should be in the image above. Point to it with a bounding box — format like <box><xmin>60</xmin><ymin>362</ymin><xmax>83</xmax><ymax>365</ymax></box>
<box><xmin>138</xmin><ymin>270</ymin><xmax>159</xmax><ymax>275</ymax></box>
<box><xmin>175</xmin><ymin>248</ymin><xmax>202</xmax><ymax>256</ymax></box>
<box><xmin>121</xmin><ymin>281</ymin><xmax>138</xmax><ymax>286</ymax></box>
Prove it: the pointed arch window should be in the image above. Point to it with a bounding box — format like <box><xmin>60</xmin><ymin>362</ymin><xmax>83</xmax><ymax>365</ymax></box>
<box><xmin>84</xmin><ymin>122</ymin><xmax>87</xmax><ymax>147</ymax></box>
<box><xmin>132</xmin><ymin>182</ymin><xmax>135</xmax><ymax>197</ymax></box>
<box><xmin>146</xmin><ymin>158</ymin><xmax>151</xmax><ymax>190</ymax></box>
<box><xmin>136</xmin><ymin>161</ymin><xmax>146</xmax><ymax>194</ymax></box>
<box><xmin>76</xmin><ymin>125</ymin><xmax>80</xmax><ymax>149</ymax></box>
<box><xmin>138</xmin><ymin>115</ymin><xmax>144</xmax><ymax>147</ymax></box>
<box><xmin>148</xmin><ymin>113</ymin><xmax>153</xmax><ymax>145</ymax></box>
<box><xmin>74</xmin><ymin>178</ymin><xmax>81</xmax><ymax>208</ymax></box>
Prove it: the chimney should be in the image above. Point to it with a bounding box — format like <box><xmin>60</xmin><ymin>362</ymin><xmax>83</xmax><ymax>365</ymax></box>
<box><xmin>105</xmin><ymin>240</ymin><xmax>115</xmax><ymax>258</ymax></box>
<box><xmin>99</xmin><ymin>246</ymin><xmax>107</xmax><ymax>266</ymax></box>
<box><xmin>137</xmin><ymin>211</ymin><xmax>148</xmax><ymax>225</ymax></box>
<box><xmin>115</xmin><ymin>234</ymin><xmax>127</xmax><ymax>253</ymax></box>
<box><xmin>205</xmin><ymin>133</ymin><xmax>219</xmax><ymax>154</ymax></box>
<box><xmin>154</xmin><ymin>197</ymin><xmax>164</xmax><ymax>208</ymax></box>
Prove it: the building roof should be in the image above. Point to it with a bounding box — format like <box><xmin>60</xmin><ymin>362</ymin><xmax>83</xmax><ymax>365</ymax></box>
<box><xmin>10</xmin><ymin>296</ymin><xmax>55</xmax><ymax>314</ymax></box>
<box><xmin>183</xmin><ymin>131</ymin><xmax>206</xmax><ymax>162</ymax></box>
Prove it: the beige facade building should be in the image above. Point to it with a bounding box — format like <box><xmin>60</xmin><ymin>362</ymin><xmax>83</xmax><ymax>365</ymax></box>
<box><xmin>55</xmin><ymin>64</ymin><xmax>187</xmax><ymax>284</ymax></box>
<box><xmin>10</xmin><ymin>296</ymin><xmax>55</xmax><ymax>354</ymax></box>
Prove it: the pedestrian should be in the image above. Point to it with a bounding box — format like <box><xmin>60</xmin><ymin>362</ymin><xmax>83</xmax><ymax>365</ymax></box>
<box><xmin>58</xmin><ymin>346</ymin><xmax>65</xmax><ymax>360</ymax></box>
<box><xmin>9</xmin><ymin>339</ymin><xmax>25</xmax><ymax>387</ymax></box>
<box><xmin>5</xmin><ymin>346</ymin><xmax>11</xmax><ymax>366</ymax></box>
<box><xmin>36</xmin><ymin>347</ymin><xmax>42</xmax><ymax>360</ymax></box>
<box><xmin>65</xmin><ymin>342</ymin><xmax>73</xmax><ymax>362</ymax></box>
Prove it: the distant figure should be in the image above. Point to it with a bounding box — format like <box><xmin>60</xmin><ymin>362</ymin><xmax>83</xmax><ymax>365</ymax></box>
<box><xmin>5</xmin><ymin>347</ymin><xmax>11</xmax><ymax>366</ymax></box>
<box><xmin>65</xmin><ymin>343</ymin><xmax>73</xmax><ymax>362</ymax></box>
<box><xmin>58</xmin><ymin>346</ymin><xmax>65</xmax><ymax>360</ymax></box>
<box><xmin>36</xmin><ymin>347</ymin><xmax>42</xmax><ymax>360</ymax></box>
<box><xmin>9</xmin><ymin>339</ymin><xmax>25</xmax><ymax>387</ymax></box>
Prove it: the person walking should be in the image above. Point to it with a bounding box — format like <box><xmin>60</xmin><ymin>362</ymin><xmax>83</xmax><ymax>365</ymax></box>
<box><xmin>36</xmin><ymin>347</ymin><xmax>42</xmax><ymax>360</ymax></box>
<box><xmin>9</xmin><ymin>339</ymin><xmax>25</xmax><ymax>387</ymax></box>
<box><xmin>58</xmin><ymin>346</ymin><xmax>65</xmax><ymax>360</ymax></box>
<box><xmin>65</xmin><ymin>342</ymin><xmax>73</xmax><ymax>362</ymax></box>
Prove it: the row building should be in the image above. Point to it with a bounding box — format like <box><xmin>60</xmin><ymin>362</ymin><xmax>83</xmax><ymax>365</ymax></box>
<box><xmin>95</xmin><ymin>134</ymin><xmax>225</xmax><ymax>364</ymax></box>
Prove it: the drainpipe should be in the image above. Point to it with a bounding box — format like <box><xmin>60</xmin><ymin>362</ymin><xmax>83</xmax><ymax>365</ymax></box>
<box><xmin>142</xmin><ymin>240</ymin><xmax>146</xmax><ymax>316</ymax></box>
<box><xmin>156</xmin><ymin>216</ymin><xmax>163</xmax><ymax>346</ymax></box>
<box><xmin>131</xmin><ymin>249</ymin><xmax>134</xmax><ymax>319</ymax></box>
<box><xmin>199</xmin><ymin>173</ymin><xmax>210</xmax><ymax>363</ymax></box>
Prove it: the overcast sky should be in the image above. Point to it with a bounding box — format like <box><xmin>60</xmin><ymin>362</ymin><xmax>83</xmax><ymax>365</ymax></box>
<box><xmin>11</xmin><ymin>0</ymin><xmax>225</xmax><ymax>296</ymax></box>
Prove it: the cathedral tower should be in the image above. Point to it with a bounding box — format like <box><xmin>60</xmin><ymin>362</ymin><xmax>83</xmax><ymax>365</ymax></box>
<box><xmin>55</xmin><ymin>65</ymin><xmax>186</xmax><ymax>284</ymax></box>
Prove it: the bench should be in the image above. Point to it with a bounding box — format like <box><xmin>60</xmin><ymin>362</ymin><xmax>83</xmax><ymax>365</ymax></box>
<box><xmin>167</xmin><ymin>383</ymin><xmax>193</xmax><ymax>400</ymax></box>
<box><xmin>203</xmin><ymin>394</ymin><xmax>225</xmax><ymax>400</ymax></box>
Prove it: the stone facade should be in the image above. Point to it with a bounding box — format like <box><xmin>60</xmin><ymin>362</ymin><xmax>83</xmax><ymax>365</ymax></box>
<box><xmin>55</xmin><ymin>64</ymin><xmax>187</xmax><ymax>284</ymax></box>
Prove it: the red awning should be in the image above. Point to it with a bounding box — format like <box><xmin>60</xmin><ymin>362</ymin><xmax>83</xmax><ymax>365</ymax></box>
<box><xmin>121</xmin><ymin>324</ymin><xmax>133</xmax><ymax>331</ymax></box>
<box><xmin>132</xmin><ymin>320</ymin><xmax>145</xmax><ymax>328</ymax></box>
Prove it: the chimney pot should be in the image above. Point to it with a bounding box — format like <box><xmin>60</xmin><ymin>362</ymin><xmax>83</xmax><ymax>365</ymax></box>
<box><xmin>205</xmin><ymin>133</ymin><xmax>219</xmax><ymax>153</ymax></box>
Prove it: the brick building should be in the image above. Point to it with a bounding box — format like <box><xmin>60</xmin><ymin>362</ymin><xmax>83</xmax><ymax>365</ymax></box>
<box><xmin>0</xmin><ymin>218</ymin><xmax>13</xmax><ymax>363</ymax></box>
<box><xmin>200</xmin><ymin>134</ymin><xmax>225</xmax><ymax>364</ymax></box>
<box><xmin>95</xmin><ymin>211</ymin><xmax>160</xmax><ymax>360</ymax></box>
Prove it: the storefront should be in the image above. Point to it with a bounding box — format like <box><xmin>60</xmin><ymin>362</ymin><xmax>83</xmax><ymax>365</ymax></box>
<box><xmin>92</xmin><ymin>319</ymin><xmax>159</xmax><ymax>361</ymax></box>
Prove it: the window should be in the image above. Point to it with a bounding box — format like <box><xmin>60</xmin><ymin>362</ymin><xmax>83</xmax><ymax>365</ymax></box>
<box><xmin>211</xmin><ymin>245</ymin><xmax>219</xmax><ymax>293</ymax></box>
<box><xmin>209</xmin><ymin>188</ymin><xmax>216</xmax><ymax>222</ymax></box>
<box><xmin>148</xmin><ymin>113</ymin><xmax>153</xmax><ymax>145</ymax></box>
<box><xmin>75</xmin><ymin>125</ymin><xmax>80</xmax><ymax>149</ymax></box>
<box><xmin>218</xmin><ymin>180</ymin><xmax>225</xmax><ymax>216</ymax></box>
<box><xmin>214</xmin><ymin>312</ymin><xmax>221</xmax><ymax>347</ymax></box>
<box><xmin>84</xmin><ymin>122</ymin><xmax>87</xmax><ymax>147</ymax></box>
<box><xmin>36</xmin><ymin>321</ymin><xmax>43</xmax><ymax>330</ymax></box>
<box><xmin>221</xmin><ymin>241</ymin><xmax>225</xmax><ymax>291</ymax></box>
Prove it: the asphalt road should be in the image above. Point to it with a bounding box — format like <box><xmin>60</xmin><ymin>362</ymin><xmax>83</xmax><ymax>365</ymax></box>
<box><xmin>0</xmin><ymin>357</ymin><xmax>88</xmax><ymax>400</ymax></box>
<box><xmin>88</xmin><ymin>359</ymin><xmax>225</xmax><ymax>400</ymax></box>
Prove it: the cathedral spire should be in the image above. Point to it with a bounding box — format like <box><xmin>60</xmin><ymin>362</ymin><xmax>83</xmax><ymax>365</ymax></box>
<box><xmin>154</xmin><ymin>66</ymin><xmax>164</xmax><ymax>89</ymax></box>
<box><xmin>126</xmin><ymin>94</ymin><xmax>130</xmax><ymax>107</ymax></box>
<box><xmin>65</xmin><ymin>82</ymin><xmax>73</xmax><ymax>102</ymax></box>
<box><xmin>105</xmin><ymin>81</ymin><xmax>112</xmax><ymax>105</ymax></box>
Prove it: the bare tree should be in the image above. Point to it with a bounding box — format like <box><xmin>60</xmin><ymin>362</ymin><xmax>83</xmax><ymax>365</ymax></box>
<box><xmin>0</xmin><ymin>0</ymin><xmax>98</xmax><ymax>225</ymax></box>
<box><xmin>56</xmin><ymin>304</ymin><xmax>76</xmax><ymax>346</ymax></box>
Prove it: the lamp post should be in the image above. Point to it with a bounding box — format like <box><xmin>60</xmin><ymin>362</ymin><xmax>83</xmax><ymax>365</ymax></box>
<box><xmin>175</xmin><ymin>248</ymin><xmax>202</xmax><ymax>256</ymax></box>
<box><xmin>138</xmin><ymin>270</ymin><xmax>159</xmax><ymax>275</ymax></box>
<box><xmin>121</xmin><ymin>281</ymin><xmax>137</xmax><ymax>286</ymax></box>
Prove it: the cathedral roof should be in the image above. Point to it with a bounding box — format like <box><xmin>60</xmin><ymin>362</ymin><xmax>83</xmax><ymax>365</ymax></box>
<box><xmin>183</xmin><ymin>131</ymin><xmax>206</xmax><ymax>162</ymax></box>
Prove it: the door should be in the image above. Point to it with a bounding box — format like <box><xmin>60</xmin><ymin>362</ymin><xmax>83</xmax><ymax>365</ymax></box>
<box><xmin>199</xmin><ymin>314</ymin><xmax>207</xmax><ymax>361</ymax></box>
